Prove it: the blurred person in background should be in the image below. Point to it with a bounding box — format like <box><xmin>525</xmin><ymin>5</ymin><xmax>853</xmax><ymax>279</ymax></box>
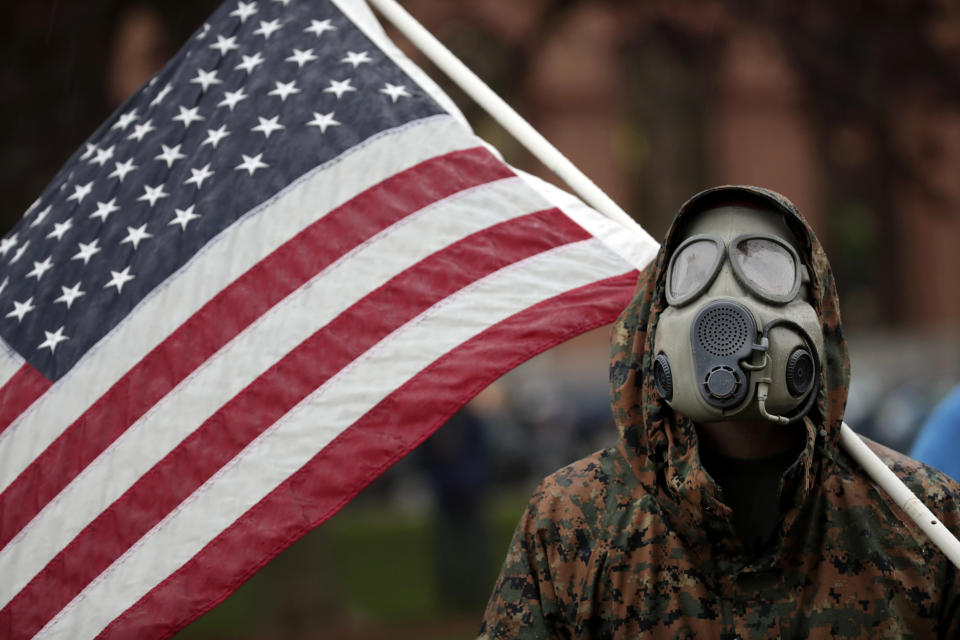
<box><xmin>479</xmin><ymin>186</ymin><xmax>960</xmax><ymax>639</ymax></box>
<box><xmin>417</xmin><ymin>409</ymin><xmax>493</xmax><ymax>611</ymax></box>
<box><xmin>911</xmin><ymin>384</ymin><xmax>960</xmax><ymax>483</ymax></box>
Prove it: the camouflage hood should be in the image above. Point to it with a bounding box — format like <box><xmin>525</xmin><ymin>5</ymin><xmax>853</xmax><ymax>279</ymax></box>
<box><xmin>609</xmin><ymin>186</ymin><xmax>850</xmax><ymax>516</ymax></box>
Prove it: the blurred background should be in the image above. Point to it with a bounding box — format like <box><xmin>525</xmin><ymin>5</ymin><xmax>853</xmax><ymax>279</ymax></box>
<box><xmin>4</xmin><ymin>0</ymin><xmax>960</xmax><ymax>638</ymax></box>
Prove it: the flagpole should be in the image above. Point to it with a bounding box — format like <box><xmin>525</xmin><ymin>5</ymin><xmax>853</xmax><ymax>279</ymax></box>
<box><xmin>365</xmin><ymin>0</ymin><xmax>637</xmax><ymax>233</ymax></box>
<box><xmin>839</xmin><ymin>423</ymin><xmax>960</xmax><ymax>567</ymax></box>
<box><xmin>367</xmin><ymin>0</ymin><xmax>960</xmax><ymax>570</ymax></box>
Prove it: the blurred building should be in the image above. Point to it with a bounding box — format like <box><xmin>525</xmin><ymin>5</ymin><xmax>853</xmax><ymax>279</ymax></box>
<box><xmin>398</xmin><ymin>1</ymin><xmax>960</xmax><ymax>332</ymax></box>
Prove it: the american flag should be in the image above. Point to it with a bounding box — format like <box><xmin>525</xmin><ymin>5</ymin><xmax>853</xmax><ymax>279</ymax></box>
<box><xmin>0</xmin><ymin>0</ymin><xmax>657</xmax><ymax>637</ymax></box>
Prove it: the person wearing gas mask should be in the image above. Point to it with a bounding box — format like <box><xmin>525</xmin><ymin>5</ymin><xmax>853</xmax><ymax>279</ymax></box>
<box><xmin>479</xmin><ymin>186</ymin><xmax>960</xmax><ymax>639</ymax></box>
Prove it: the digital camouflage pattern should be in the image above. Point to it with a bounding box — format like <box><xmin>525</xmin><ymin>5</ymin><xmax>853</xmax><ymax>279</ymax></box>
<box><xmin>479</xmin><ymin>186</ymin><xmax>960</xmax><ymax>639</ymax></box>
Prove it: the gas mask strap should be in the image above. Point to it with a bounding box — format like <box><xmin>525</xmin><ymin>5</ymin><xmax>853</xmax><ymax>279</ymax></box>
<box><xmin>758</xmin><ymin>318</ymin><xmax>821</xmax><ymax>424</ymax></box>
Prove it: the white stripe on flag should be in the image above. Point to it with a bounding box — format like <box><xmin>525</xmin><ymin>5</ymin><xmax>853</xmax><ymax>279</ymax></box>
<box><xmin>0</xmin><ymin>175</ymin><xmax>542</xmax><ymax>608</ymax></box>
<box><xmin>516</xmin><ymin>169</ymin><xmax>659</xmax><ymax>269</ymax></box>
<box><xmin>0</xmin><ymin>115</ymin><xmax>474</xmax><ymax>494</ymax></box>
<box><xmin>36</xmin><ymin>237</ymin><xmax>629</xmax><ymax>640</ymax></box>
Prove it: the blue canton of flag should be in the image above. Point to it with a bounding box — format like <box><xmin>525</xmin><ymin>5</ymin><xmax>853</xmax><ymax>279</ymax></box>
<box><xmin>0</xmin><ymin>0</ymin><xmax>443</xmax><ymax>380</ymax></box>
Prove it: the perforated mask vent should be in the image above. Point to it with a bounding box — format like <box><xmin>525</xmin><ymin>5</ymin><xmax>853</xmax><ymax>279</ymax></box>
<box><xmin>695</xmin><ymin>304</ymin><xmax>751</xmax><ymax>357</ymax></box>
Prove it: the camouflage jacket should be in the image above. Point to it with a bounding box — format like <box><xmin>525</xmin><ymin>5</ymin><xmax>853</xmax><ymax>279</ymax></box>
<box><xmin>479</xmin><ymin>188</ymin><xmax>960</xmax><ymax>639</ymax></box>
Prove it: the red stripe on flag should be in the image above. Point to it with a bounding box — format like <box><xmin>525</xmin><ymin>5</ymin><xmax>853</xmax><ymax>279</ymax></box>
<box><xmin>0</xmin><ymin>146</ymin><xmax>511</xmax><ymax>552</ymax></box>
<box><xmin>0</xmin><ymin>209</ymin><xmax>590</xmax><ymax>639</ymax></box>
<box><xmin>98</xmin><ymin>269</ymin><xmax>638</xmax><ymax>640</ymax></box>
<box><xmin>0</xmin><ymin>364</ymin><xmax>52</xmax><ymax>437</ymax></box>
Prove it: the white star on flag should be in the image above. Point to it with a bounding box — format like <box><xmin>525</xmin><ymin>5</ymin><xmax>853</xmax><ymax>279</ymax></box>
<box><xmin>79</xmin><ymin>143</ymin><xmax>97</xmax><ymax>161</ymax></box>
<box><xmin>90</xmin><ymin>145</ymin><xmax>115</xmax><ymax>166</ymax></box>
<box><xmin>341</xmin><ymin>50</ymin><xmax>372</xmax><ymax>67</ymax></box>
<box><xmin>9</xmin><ymin>241</ymin><xmax>29</xmax><ymax>264</ymax></box>
<box><xmin>229</xmin><ymin>1</ymin><xmax>258</xmax><ymax>23</ymax></box>
<box><xmin>173</xmin><ymin>105</ymin><xmax>205</xmax><ymax>128</ymax></box>
<box><xmin>5</xmin><ymin>296</ymin><xmax>34</xmax><ymax>322</ymax></box>
<box><xmin>111</xmin><ymin>110</ymin><xmax>139</xmax><ymax>130</ymax></box>
<box><xmin>104</xmin><ymin>267</ymin><xmax>135</xmax><ymax>294</ymax></box>
<box><xmin>149</xmin><ymin>83</ymin><xmax>173</xmax><ymax>107</ymax></box>
<box><xmin>46</xmin><ymin>220</ymin><xmax>73</xmax><ymax>241</ymax></box>
<box><xmin>305</xmin><ymin>19</ymin><xmax>336</xmax><ymax>37</ymax></box>
<box><xmin>108</xmin><ymin>158</ymin><xmax>137</xmax><ymax>182</ymax></box>
<box><xmin>90</xmin><ymin>198</ymin><xmax>120</xmax><ymax>222</ymax></box>
<box><xmin>254</xmin><ymin>19</ymin><xmax>282</xmax><ymax>38</ymax></box>
<box><xmin>155</xmin><ymin>144</ymin><xmax>187</xmax><ymax>168</ymax></box>
<box><xmin>26</xmin><ymin>257</ymin><xmax>54</xmax><ymax>281</ymax></box>
<box><xmin>127</xmin><ymin>119</ymin><xmax>156</xmax><ymax>141</ymax></box>
<box><xmin>324</xmin><ymin>78</ymin><xmax>356</xmax><ymax>99</ymax></box>
<box><xmin>38</xmin><ymin>326</ymin><xmax>69</xmax><ymax>353</ymax></box>
<box><xmin>235</xmin><ymin>52</ymin><xmax>265</xmax><ymax>74</ymax></box>
<box><xmin>185</xmin><ymin>164</ymin><xmax>215</xmax><ymax>189</ymax></box>
<box><xmin>380</xmin><ymin>83</ymin><xmax>412</xmax><ymax>102</ymax></box>
<box><xmin>190</xmin><ymin>68</ymin><xmax>223</xmax><ymax>92</ymax></box>
<box><xmin>268</xmin><ymin>80</ymin><xmax>300</xmax><ymax>101</ymax></box>
<box><xmin>251</xmin><ymin>115</ymin><xmax>285</xmax><ymax>138</ymax></box>
<box><xmin>121</xmin><ymin>225</ymin><xmax>153</xmax><ymax>249</ymax></box>
<box><xmin>305</xmin><ymin>111</ymin><xmax>340</xmax><ymax>133</ymax></box>
<box><xmin>72</xmin><ymin>239</ymin><xmax>102</xmax><ymax>265</ymax></box>
<box><xmin>202</xmin><ymin>125</ymin><xmax>230</xmax><ymax>148</ymax></box>
<box><xmin>170</xmin><ymin>205</ymin><xmax>201</xmax><ymax>230</ymax></box>
<box><xmin>209</xmin><ymin>34</ymin><xmax>239</xmax><ymax>55</ymax></box>
<box><xmin>0</xmin><ymin>235</ymin><xmax>17</xmax><ymax>256</ymax></box>
<box><xmin>235</xmin><ymin>153</ymin><xmax>268</xmax><ymax>175</ymax></box>
<box><xmin>218</xmin><ymin>88</ymin><xmax>248</xmax><ymax>111</ymax></box>
<box><xmin>55</xmin><ymin>283</ymin><xmax>86</xmax><ymax>309</ymax></box>
<box><xmin>29</xmin><ymin>206</ymin><xmax>51</xmax><ymax>228</ymax></box>
<box><xmin>285</xmin><ymin>48</ymin><xmax>318</xmax><ymax>68</ymax></box>
<box><xmin>66</xmin><ymin>181</ymin><xmax>94</xmax><ymax>203</ymax></box>
<box><xmin>138</xmin><ymin>184</ymin><xmax>169</xmax><ymax>207</ymax></box>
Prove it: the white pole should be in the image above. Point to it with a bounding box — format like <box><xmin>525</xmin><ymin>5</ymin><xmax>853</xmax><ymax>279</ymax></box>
<box><xmin>840</xmin><ymin>423</ymin><xmax>960</xmax><ymax>568</ymax></box>
<box><xmin>366</xmin><ymin>0</ymin><xmax>637</xmax><ymax>232</ymax></box>
<box><xmin>367</xmin><ymin>0</ymin><xmax>960</xmax><ymax>571</ymax></box>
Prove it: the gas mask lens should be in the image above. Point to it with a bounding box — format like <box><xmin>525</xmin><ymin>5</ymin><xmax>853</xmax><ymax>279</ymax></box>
<box><xmin>732</xmin><ymin>237</ymin><xmax>798</xmax><ymax>301</ymax></box>
<box><xmin>667</xmin><ymin>237</ymin><xmax>723</xmax><ymax>305</ymax></box>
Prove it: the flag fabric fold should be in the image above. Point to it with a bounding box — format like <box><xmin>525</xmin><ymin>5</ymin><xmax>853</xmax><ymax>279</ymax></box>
<box><xmin>0</xmin><ymin>0</ymin><xmax>657</xmax><ymax>638</ymax></box>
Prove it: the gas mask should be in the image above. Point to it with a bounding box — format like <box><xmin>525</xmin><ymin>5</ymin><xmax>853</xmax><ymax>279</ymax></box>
<box><xmin>652</xmin><ymin>200</ymin><xmax>824</xmax><ymax>425</ymax></box>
